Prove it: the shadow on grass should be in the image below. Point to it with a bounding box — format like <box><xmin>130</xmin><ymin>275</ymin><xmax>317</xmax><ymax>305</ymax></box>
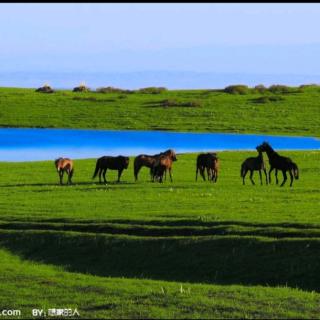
<box><xmin>1</xmin><ymin>228</ymin><xmax>320</xmax><ymax>292</ymax></box>
<box><xmin>1</xmin><ymin>218</ymin><xmax>320</xmax><ymax>238</ymax></box>
<box><xmin>0</xmin><ymin>181</ymin><xmax>135</xmax><ymax>188</ymax></box>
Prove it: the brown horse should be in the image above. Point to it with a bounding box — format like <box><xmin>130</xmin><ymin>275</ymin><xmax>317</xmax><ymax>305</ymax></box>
<box><xmin>196</xmin><ymin>153</ymin><xmax>219</xmax><ymax>182</ymax></box>
<box><xmin>152</xmin><ymin>151</ymin><xmax>177</xmax><ymax>183</ymax></box>
<box><xmin>92</xmin><ymin>155</ymin><xmax>129</xmax><ymax>183</ymax></box>
<box><xmin>134</xmin><ymin>149</ymin><xmax>177</xmax><ymax>181</ymax></box>
<box><xmin>54</xmin><ymin>157</ymin><xmax>74</xmax><ymax>185</ymax></box>
<box><xmin>209</xmin><ymin>156</ymin><xmax>219</xmax><ymax>183</ymax></box>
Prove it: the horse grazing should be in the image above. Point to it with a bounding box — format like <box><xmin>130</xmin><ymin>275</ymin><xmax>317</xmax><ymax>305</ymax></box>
<box><xmin>257</xmin><ymin>142</ymin><xmax>299</xmax><ymax>187</ymax></box>
<box><xmin>240</xmin><ymin>147</ymin><xmax>268</xmax><ymax>185</ymax></box>
<box><xmin>54</xmin><ymin>158</ymin><xmax>74</xmax><ymax>185</ymax></box>
<box><xmin>92</xmin><ymin>156</ymin><xmax>129</xmax><ymax>183</ymax></box>
<box><xmin>152</xmin><ymin>151</ymin><xmax>177</xmax><ymax>183</ymax></box>
<box><xmin>134</xmin><ymin>149</ymin><xmax>177</xmax><ymax>181</ymax></box>
<box><xmin>196</xmin><ymin>153</ymin><xmax>219</xmax><ymax>182</ymax></box>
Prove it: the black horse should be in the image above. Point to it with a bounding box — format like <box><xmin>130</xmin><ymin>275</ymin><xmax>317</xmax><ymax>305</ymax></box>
<box><xmin>240</xmin><ymin>146</ymin><xmax>268</xmax><ymax>185</ymax></box>
<box><xmin>196</xmin><ymin>153</ymin><xmax>219</xmax><ymax>182</ymax></box>
<box><xmin>257</xmin><ymin>142</ymin><xmax>299</xmax><ymax>187</ymax></box>
<box><xmin>92</xmin><ymin>156</ymin><xmax>129</xmax><ymax>183</ymax></box>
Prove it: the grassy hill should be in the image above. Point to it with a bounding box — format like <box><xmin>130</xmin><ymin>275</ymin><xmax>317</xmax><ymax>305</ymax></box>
<box><xmin>0</xmin><ymin>85</ymin><xmax>319</xmax><ymax>136</ymax></box>
<box><xmin>0</xmin><ymin>151</ymin><xmax>319</xmax><ymax>318</ymax></box>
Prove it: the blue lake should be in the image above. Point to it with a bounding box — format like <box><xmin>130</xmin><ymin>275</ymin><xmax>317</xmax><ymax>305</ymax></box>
<box><xmin>0</xmin><ymin>128</ymin><xmax>319</xmax><ymax>162</ymax></box>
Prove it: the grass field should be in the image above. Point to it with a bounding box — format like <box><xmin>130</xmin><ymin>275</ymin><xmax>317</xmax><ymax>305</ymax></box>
<box><xmin>0</xmin><ymin>151</ymin><xmax>319</xmax><ymax>318</ymax></box>
<box><xmin>0</xmin><ymin>86</ymin><xmax>319</xmax><ymax>137</ymax></box>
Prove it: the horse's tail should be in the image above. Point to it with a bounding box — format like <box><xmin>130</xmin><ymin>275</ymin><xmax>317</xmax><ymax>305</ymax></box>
<box><xmin>92</xmin><ymin>158</ymin><xmax>100</xmax><ymax>179</ymax></box>
<box><xmin>292</xmin><ymin>162</ymin><xmax>299</xmax><ymax>180</ymax></box>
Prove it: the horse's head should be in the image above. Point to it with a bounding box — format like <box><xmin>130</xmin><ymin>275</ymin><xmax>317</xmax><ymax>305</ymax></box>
<box><xmin>168</xmin><ymin>149</ymin><xmax>177</xmax><ymax>161</ymax></box>
<box><xmin>257</xmin><ymin>141</ymin><xmax>271</xmax><ymax>152</ymax></box>
<box><xmin>54</xmin><ymin>157</ymin><xmax>63</xmax><ymax>168</ymax></box>
<box><xmin>292</xmin><ymin>163</ymin><xmax>299</xmax><ymax>180</ymax></box>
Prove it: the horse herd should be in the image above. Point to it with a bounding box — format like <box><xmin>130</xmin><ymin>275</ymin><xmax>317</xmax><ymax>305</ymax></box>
<box><xmin>54</xmin><ymin>142</ymin><xmax>299</xmax><ymax>187</ymax></box>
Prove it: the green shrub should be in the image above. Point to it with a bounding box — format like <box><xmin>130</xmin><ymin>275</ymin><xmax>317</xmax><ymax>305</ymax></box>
<box><xmin>35</xmin><ymin>85</ymin><xmax>54</xmax><ymax>94</ymax></box>
<box><xmin>138</xmin><ymin>87</ymin><xmax>168</xmax><ymax>94</ymax></box>
<box><xmin>268</xmin><ymin>85</ymin><xmax>292</xmax><ymax>94</ymax></box>
<box><xmin>254</xmin><ymin>84</ymin><xmax>268</xmax><ymax>94</ymax></box>
<box><xmin>73</xmin><ymin>85</ymin><xmax>90</xmax><ymax>92</ymax></box>
<box><xmin>299</xmin><ymin>84</ymin><xmax>320</xmax><ymax>92</ymax></box>
<box><xmin>96</xmin><ymin>87</ymin><xmax>133</xmax><ymax>94</ymax></box>
<box><xmin>224</xmin><ymin>85</ymin><xmax>249</xmax><ymax>95</ymax></box>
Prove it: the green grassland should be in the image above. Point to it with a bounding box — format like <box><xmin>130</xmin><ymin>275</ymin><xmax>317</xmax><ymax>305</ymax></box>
<box><xmin>0</xmin><ymin>86</ymin><xmax>319</xmax><ymax>136</ymax></box>
<box><xmin>0</xmin><ymin>151</ymin><xmax>319</xmax><ymax>318</ymax></box>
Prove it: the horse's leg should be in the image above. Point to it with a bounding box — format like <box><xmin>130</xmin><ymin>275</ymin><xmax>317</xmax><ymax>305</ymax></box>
<box><xmin>242</xmin><ymin>168</ymin><xmax>248</xmax><ymax>185</ymax></box>
<box><xmin>70</xmin><ymin>169</ymin><xmax>74</xmax><ymax>185</ymax></box>
<box><xmin>264</xmin><ymin>169</ymin><xmax>268</xmax><ymax>185</ymax></box>
<box><xmin>207</xmin><ymin>167</ymin><xmax>212</xmax><ymax>181</ymax></box>
<box><xmin>98</xmin><ymin>168</ymin><xmax>102</xmax><ymax>184</ymax></box>
<box><xmin>169</xmin><ymin>168</ymin><xmax>173</xmax><ymax>182</ymax></box>
<box><xmin>210</xmin><ymin>169</ymin><xmax>215</xmax><ymax>182</ymax></box>
<box><xmin>59</xmin><ymin>171</ymin><xmax>64</xmax><ymax>185</ymax></box>
<box><xmin>275</xmin><ymin>169</ymin><xmax>279</xmax><ymax>185</ymax></box>
<box><xmin>280</xmin><ymin>170</ymin><xmax>287</xmax><ymax>187</ymax></box>
<box><xmin>118</xmin><ymin>169</ymin><xmax>124</xmax><ymax>182</ymax></box>
<box><xmin>259</xmin><ymin>170</ymin><xmax>262</xmax><ymax>185</ymax></box>
<box><xmin>67</xmin><ymin>170</ymin><xmax>71</xmax><ymax>185</ymax></box>
<box><xmin>199</xmin><ymin>167</ymin><xmax>205</xmax><ymax>181</ymax></box>
<box><xmin>249</xmin><ymin>170</ymin><xmax>255</xmax><ymax>185</ymax></box>
<box><xmin>134</xmin><ymin>163</ymin><xmax>141</xmax><ymax>181</ymax></box>
<box><xmin>151</xmin><ymin>167</ymin><xmax>155</xmax><ymax>182</ymax></box>
<box><xmin>214</xmin><ymin>169</ymin><xmax>218</xmax><ymax>183</ymax></box>
<box><xmin>150</xmin><ymin>167</ymin><xmax>154</xmax><ymax>182</ymax></box>
<box><xmin>268</xmin><ymin>167</ymin><xmax>274</xmax><ymax>184</ymax></box>
<box><xmin>103</xmin><ymin>169</ymin><xmax>107</xmax><ymax>184</ymax></box>
<box><xmin>289</xmin><ymin>170</ymin><xmax>294</xmax><ymax>187</ymax></box>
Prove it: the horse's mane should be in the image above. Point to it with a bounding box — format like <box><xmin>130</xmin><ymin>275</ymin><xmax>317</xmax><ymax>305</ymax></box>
<box><xmin>54</xmin><ymin>157</ymin><xmax>63</xmax><ymax>164</ymax></box>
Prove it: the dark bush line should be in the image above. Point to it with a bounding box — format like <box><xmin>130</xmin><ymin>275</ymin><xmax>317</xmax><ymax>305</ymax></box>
<box><xmin>223</xmin><ymin>84</ymin><xmax>304</xmax><ymax>95</ymax></box>
<box><xmin>96</xmin><ymin>87</ymin><xmax>134</xmax><ymax>94</ymax></box>
<box><xmin>137</xmin><ymin>87</ymin><xmax>167</xmax><ymax>94</ymax></box>
<box><xmin>161</xmin><ymin>99</ymin><xmax>201</xmax><ymax>108</ymax></box>
<box><xmin>95</xmin><ymin>86</ymin><xmax>167</xmax><ymax>94</ymax></box>
<box><xmin>251</xmin><ymin>96</ymin><xmax>285</xmax><ymax>104</ymax></box>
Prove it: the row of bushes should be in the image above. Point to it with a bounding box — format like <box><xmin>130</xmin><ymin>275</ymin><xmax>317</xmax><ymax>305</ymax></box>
<box><xmin>35</xmin><ymin>83</ymin><xmax>320</xmax><ymax>95</ymax></box>
<box><xmin>223</xmin><ymin>84</ymin><xmax>303</xmax><ymax>95</ymax></box>
<box><xmin>35</xmin><ymin>85</ymin><xmax>168</xmax><ymax>95</ymax></box>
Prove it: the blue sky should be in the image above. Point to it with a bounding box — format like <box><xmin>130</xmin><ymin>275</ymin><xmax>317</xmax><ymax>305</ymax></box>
<box><xmin>1</xmin><ymin>3</ymin><xmax>320</xmax><ymax>79</ymax></box>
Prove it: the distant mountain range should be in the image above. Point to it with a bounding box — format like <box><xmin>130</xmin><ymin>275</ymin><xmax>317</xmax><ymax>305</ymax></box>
<box><xmin>0</xmin><ymin>71</ymin><xmax>319</xmax><ymax>90</ymax></box>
